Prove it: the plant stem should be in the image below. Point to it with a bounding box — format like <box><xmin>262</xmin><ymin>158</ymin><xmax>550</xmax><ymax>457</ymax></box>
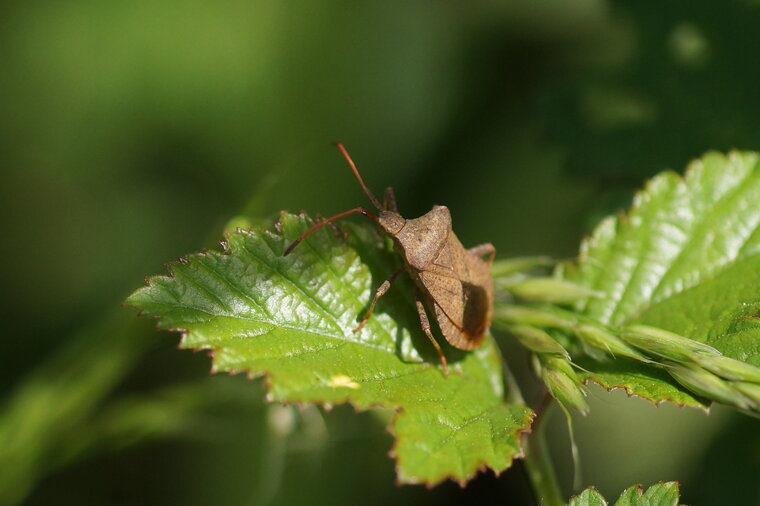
<box><xmin>523</xmin><ymin>395</ymin><xmax>565</xmax><ymax>506</ymax></box>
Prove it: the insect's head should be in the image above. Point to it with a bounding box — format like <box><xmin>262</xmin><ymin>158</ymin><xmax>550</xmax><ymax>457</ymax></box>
<box><xmin>378</xmin><ymin>210</ymin><xmax>405</xmax><ymax>235</ymax></box>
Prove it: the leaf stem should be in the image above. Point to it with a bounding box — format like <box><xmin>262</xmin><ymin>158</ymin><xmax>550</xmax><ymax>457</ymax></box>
<box><xmin>523</xmin><ymin>394</ymin><xmax>565</xmax><ymax>506</ymax></box>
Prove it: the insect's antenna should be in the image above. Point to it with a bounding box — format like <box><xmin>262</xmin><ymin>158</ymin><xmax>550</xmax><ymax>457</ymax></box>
<box><xmin>333</xmin><ymin>142</ymin><xmax>383</xmax><ymax>211</ymax></box>
<box><xmin>283</xmin><ymin>207</ymin><xmax>378</xmax><ymax>256</ymax></box>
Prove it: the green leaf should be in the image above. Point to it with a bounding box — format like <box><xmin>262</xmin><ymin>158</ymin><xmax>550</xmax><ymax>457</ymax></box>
<box><xmin>614</xmin><ymin>482</ymin><xmax>680</xmax><ymax>506</ymax></box>
<box><xmin>577</xmin><ymin>357</ymin><xmax>703</xmax><ymax>408</ymax></box>
<box><xmin>572</xmin><ymin>151</ymin><xmax>760</xmax><ymax>406</ymax></box>
<box><xmin>126</xmin><ymin>212</ymin><xmax>532</xmax><ymax>486</ymax></box>
<box><xmin>568</xmin><ymin>482</ymin><xmax>680</xmax><ymax>506</ymax></box>
<box><xmin>569</xmin><ymin>487</ymin><xmax>608</xmax><ymax>506</ymax></box>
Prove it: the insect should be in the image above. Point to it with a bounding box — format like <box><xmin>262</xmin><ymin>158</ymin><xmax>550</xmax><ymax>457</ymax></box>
<box><xmin>284</xmin><ymin>143</ymin><xmax>495</xmax><ymax>375</ymax></box>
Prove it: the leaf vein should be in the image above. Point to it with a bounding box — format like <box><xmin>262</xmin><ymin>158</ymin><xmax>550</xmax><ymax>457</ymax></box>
<box><xmin>238</xmin><ymin>239</ymin><xmax>345</xmax><ymax>334</ymax></box>
<box><xmin>193</xmin><ymin>255</ymin><xmax>273</xmax><ymax>319</ymax></box>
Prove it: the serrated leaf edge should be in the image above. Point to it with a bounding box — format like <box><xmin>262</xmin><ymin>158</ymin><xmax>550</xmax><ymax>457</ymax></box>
<box><xmin>582</xmin><ymin>374</ymin><xmax>710</xmax><ymax>412</ymax></box>
<box><xmin>126</xmin><ymin>214</ymin><xmax>532</xmax><ymax>487</ymax></box>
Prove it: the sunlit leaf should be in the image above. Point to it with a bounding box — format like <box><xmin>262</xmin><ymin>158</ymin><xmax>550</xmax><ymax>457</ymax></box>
<box><xmin>571</xmin><ymin>151</ymin><xmax>760</xmax><ymax>406</ymax></box>
<box><xmin>127</xmin><ymin>212</ymin><xmax>532</xmax><ymax>486</ymax></box>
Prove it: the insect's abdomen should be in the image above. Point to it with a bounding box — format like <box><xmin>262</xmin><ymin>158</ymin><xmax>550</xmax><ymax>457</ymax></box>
<box><xmin>418</xmin><ymin>234</ymin><xmax>493</xmax><ymax>350</ymax></box>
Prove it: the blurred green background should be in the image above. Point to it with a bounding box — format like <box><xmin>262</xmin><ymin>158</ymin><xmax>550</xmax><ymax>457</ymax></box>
<box><xmin>2</xmin><ymin>0</ymin><xmax>759</xmax><ymax>504</ymax></box>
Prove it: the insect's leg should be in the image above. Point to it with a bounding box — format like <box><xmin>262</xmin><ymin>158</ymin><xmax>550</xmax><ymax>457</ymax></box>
<box><xmin>467</xmin><ymin>243</ymin><xmax>496</xmax><ymax>265</ymax></box>
<box><xmin>383</xmin><ymin>187</ymin><xmax>398</xmax><ymax>213</ymax></box>
<box><xmin>316</xmin><ymin>213</ymin><xmax>348</xmax><ymax>241</ymax></box>
<box><xmin>353</xmin><ymin>267</ymin><xmax>404</xmax><ymax>332</ymax></box>
<box><xmin>414</xmin><ymin>296</ymin><xmax>449</xmax><ymax>376</ymax></box>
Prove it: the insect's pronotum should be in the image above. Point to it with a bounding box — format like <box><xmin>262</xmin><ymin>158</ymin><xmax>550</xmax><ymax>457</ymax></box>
<box><xmin>284</xmin><ymin>143</ymin><xmax>495</xmax><ymax>375</ymax></box>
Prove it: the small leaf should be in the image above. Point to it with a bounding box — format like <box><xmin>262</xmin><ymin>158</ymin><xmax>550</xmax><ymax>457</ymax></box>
<box><xmin>614</xmin><ymin>482</ymin><xmax>680</xmax><ymax>506</ymax></box>
<box><xmin>569</xmin><ymin>487</ymin><xmax>608</xmax><ymax>506</ymax></box>
<box><xmin>127</xmin><ymin>212</ymin><xmax>532</xmax><ymax>486</ymax></box>
<box><xmin>572</xmin><ymin>152</ymin><xmax>760</xmax><ymax>407</ymax></box>
<box><xmin>568</xmin><ymin>482</ymin><xmax>681</xmax><ymax>506</ymax></box>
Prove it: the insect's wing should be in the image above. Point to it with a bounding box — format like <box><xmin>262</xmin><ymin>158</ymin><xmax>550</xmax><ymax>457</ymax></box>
<box><xmin>418</xmin><ymin>235</ymin><xmax>493</xmax><ymax>350</ymax></box>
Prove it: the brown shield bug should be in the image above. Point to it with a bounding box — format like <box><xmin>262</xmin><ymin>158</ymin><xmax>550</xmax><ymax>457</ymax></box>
<box><xmin>284</xmin><ymin>143</ymin><xmax>495</xmax><ymax>375</ymax></box>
